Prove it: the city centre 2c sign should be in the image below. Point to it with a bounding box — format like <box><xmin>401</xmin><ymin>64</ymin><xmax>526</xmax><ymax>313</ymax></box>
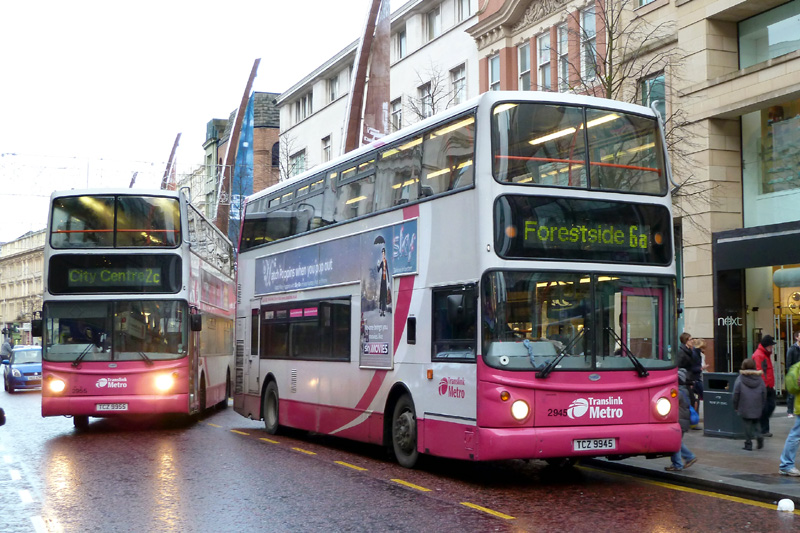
<box><xmin>68</xmin><ymin>268</ymin><xmax>163</xmax><ymax>288</ymax></box>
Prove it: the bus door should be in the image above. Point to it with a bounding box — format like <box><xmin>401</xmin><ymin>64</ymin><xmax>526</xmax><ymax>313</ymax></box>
<box><xmin>189</xmin><ymin>310</ymin><xmax>200</xmax><ymax>413</ymax></box>
<box><xmin>621</xmin><ymin>287</ymin><xmax>663</xmax><ymax>359</ymax></box>
<box><xmin>247</xmin><ymin>300</ymin><xmax>261</xmax><ymax>395</ymax></box>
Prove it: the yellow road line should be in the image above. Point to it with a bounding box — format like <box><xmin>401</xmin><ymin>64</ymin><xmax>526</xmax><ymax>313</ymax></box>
<box><xmin>292</xmin><ymin>447</ymin><xmax>316</xmax><ymax>455</ymax></box>
<box><xmin>391</xmin><ymin>479</ymin><xmax>432</xmax><ymax>492</ymax></box>
<box><xmin>259</xmin><ymin>437</ymin><xmax>280</xmax><ymax>444</ymax></box>
<box><xmin>230</xmin><ymin>430</ymin><xmax>249</xmax><ymax>436</ymax></box>
<box><xmin>335</xmin><ymin>461</ymin><xmax>368</xmax><ymax>471</ymax></box>
<box><xmin>460</xmin><ymin>502</ymin><xmax>515</xmax><ymax>520</ymax></box>
<box><xmin>206</xmin><ymin>423</ymin><xmax>221</xmax><ymax>428</ymax></box>
<box><xmin>579</xmin><ymin>465</ymin><xmax>800</xmax><ymax>515</ymax></box>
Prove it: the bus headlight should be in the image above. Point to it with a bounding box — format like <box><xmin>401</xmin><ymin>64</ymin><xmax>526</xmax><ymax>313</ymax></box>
<box><xmin>656</xmin><ymin>397</ymin><xmax>672</xmax><ymax>417</ymax></box>
<box><xmin>49</xmin><ymin>378</ymin><xmax>66</xmax><ymax>393</ymax></box>
<box><xmin>511</xmin><ymin>400</ymin><xmax>530</xmax><ymax>421</ymax></box>
<box><xmin>155</xmin><ymin>372</ymin><xmax>177</xmax><ymax>392</ymax></box>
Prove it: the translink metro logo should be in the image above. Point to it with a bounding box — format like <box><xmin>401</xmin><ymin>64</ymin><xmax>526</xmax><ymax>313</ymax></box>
<box><xmin>567</xmin><ymin>397</ymin><xmax>623</xmax><ymax>419</ymax></box>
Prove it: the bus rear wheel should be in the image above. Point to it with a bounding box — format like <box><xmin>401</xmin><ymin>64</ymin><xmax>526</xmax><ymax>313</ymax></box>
<box><xmin>263</xmin><ymin>381</ymin><xmax>279</xmax><ymax>435</ymax></box>
<box><xmin>391</xmin><ymin>394</ymin><xmax>419</xmax><ymax>468</ymax></box>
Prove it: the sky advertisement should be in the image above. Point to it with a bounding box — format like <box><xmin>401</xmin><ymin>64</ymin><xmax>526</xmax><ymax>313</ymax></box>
<box><xmin>255</xmin><ymin>219</ymin><xmax>417</xmax><ymax>368</ymax></box>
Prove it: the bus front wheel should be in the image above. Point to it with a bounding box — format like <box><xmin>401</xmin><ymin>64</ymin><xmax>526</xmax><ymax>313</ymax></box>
<box><xmin>73</xmin><ymin>416</ymin><xmax>89</xmax><ymax>430</ymax></box>
<box><xmin>263</xmin><ymin>381</ymin><xmax>279</xmax><ymax>435</ymax></box>
<box><xmin>391</xmin><ymin>394</ymin><xmax>419</xmax><ymax>468</ymax></box>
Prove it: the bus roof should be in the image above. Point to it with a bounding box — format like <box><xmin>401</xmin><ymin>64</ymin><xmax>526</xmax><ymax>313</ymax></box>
<box><xmin>50</xmin><ymin>188</ymin><xmax>184</xmax><ymax>201</ymax></box>
<box><xmin>246</xmin><ymin>91</ymin><xmax>659</xmax><ymax>205</ymax></box>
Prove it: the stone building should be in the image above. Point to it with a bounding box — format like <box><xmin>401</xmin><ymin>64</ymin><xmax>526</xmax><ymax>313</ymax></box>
<box><xmin>0</xmin><ymin>229</ymin><xmax>45</xmax><ymax>345</ymax></box>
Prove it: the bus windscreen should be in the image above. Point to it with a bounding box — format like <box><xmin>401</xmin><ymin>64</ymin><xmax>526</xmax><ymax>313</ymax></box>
<box><xmin>494</xmin><ymin>195</ymin><xmax>671</xmax><ymax>265</ymax></box>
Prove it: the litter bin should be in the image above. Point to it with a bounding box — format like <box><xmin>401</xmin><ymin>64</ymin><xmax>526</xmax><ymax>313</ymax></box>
<box><xmin>703</xmin><ymin>372</ymin><xmax>745</xmax><ymax>438</ymax></box>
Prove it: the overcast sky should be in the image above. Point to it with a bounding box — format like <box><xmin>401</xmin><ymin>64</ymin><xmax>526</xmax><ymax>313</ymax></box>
<box><xmin>0</xmin><ymin>0</ymin><xmax>375</xmax><ymax>243</ymax></box>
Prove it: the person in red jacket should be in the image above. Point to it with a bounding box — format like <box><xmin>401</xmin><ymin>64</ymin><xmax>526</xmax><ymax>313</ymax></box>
<box><xmin>752</xmin><ymin>335</ymin><xmax>777</xmax><ymax>437</ymax></box>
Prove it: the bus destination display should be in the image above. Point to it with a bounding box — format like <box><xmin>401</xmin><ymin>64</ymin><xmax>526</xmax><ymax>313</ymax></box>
<box><xmin>67</xmin><ymin>267</ymin><xmax>162</xmax><ymax>288</ymax></box>
<box><xmin>494</xmin><ymin>195</ymin><xmax>671</xmax><ymax>264</ymax></box>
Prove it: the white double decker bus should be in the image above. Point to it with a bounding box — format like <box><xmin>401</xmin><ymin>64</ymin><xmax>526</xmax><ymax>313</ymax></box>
<box><xmin>234</xmin><ymin>91</ymin><xmax>680</xmax><ymax>467</ymax></box>
<box><xmin>37</xmin><ymin>188</ymin><xmax>235</xmax><ymax>428</ymax></box>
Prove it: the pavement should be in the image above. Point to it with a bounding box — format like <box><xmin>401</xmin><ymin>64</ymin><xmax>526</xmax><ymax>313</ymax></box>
<box><xmin>588</xmin><ymin>403</ymin><xmax>800</xmax><ymax>505</ymax></box>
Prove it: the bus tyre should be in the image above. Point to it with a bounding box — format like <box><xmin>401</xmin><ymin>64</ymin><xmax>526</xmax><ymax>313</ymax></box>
<box><xmin>216</xmin><ymin>370</ymin><xmax>231</xmax><ymax>410</ymax></box>
<box><xmin>198</xmin><ymin>378</ymin><xmax>207</xmax><ymax>416</ymax></box>
<box><xmin>263</xmin><ymin>381</ymin><xmax>280</xmax><ymax>435</ymax></box>
<box><xmin>391</xmin><ymin>394</ymin><xmax>419</xmax><ymax>468</ymax></box>
<box><xmin>73</xmin><ymin>415</ymin><xmax>89</xmax><ymax>430</ymax></box>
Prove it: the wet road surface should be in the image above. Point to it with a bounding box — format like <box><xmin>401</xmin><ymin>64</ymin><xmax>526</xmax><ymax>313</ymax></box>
<box><xmin>1</xmin><ymin>390</ymin><xmax>797</xmax><ymax>532</ymax></box>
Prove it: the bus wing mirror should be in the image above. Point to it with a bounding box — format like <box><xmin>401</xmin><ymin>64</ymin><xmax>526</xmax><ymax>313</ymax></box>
<box><xmin>447</xmin><ymin>294</ymin><xmax>465</xmax><ymax>324</ymax></box>
<box><xmin>31</xmin><ymin>319</ymin><xmax>42</xmax><ymax>338</ymax></box>
<box><xmin>190</xmin><ymin>314</ymin><xmax>202</xmax><ymax>332</ymax></box>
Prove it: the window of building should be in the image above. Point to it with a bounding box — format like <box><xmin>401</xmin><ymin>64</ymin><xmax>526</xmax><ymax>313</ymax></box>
<box><xmin>640</xmin><ymin>73</ymin><xmax>665</xmax><ymax>119</ymax></box>
<box><xmin>271</xmin><ymin>142</ymin><xmax>280</xmax><ymax>167</ymax></box>
<box><xmin>294</xmin><ymin>92</ymin><xmax>313</xmax><ymax>123</ymax></box>
<box><xmin>457</xmin><ymin>0</ymin><xmax>471</xmax><ymax>22</ymax></box>
<box><xmin>558</xmin><ymin>24</ymin><xmax>569</xmax><ymax>91</ymax></box>
<box><xmin>581</xmin><ymin>6</ymin><xmax>598</xmax><ymax>81</ymax></box>
<box><xmin>418</xmin><ymin>83</ymin><xmax>433</xmax><ymax>118</ymax></box>
<box><xmin>289</xmin><ymin>150</ymin><xmax>306</xmax><ymax>177</ymax></box>
<box><xmin>518</xmin><ymin>42</ymin><xmax>531</xmax><ymax>91</ymax></box>
<box><xmin>328</xmin><ymin>76</ymin><xmax>339</xmax><ymax>103</ymax></box>
<box><xmin>391</xmin><ymin>98</ymin><xmax>403</xmax><ymax>131</ymax></box>
<box><xmin>451</xmin><ymin>64</ymin><xmax>466</xmax><ymax>105</ymax></box>
<box><xmin>321</xmin><ymin>136</ymin><xmax>331</xmax><ymax>163</ymax></box>
<box><xmin>394</xmin><ymin>28</ymin><xmax>407</xmax><ymax>61</ymax></box>
<box><xmin>537</xmin><ymin>33</ymin><xmax>551</xmax><ymax>91</ymax></box>
<box><xmin>426</xmin><ymin>5</ymin><xmax>442</xmax><ymax>41</ymax></box>
<box><xmin>488</xmin><ymin>54</ymin><xmax>500</xmax><ymax>91</ymax></box>
<box><xmin>739</xmin><ymin>0</ymin><xmax>800</xmax><ymax>69</ymax></box>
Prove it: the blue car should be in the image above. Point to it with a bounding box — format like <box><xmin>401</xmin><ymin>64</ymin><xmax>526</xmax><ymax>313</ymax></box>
<box><xmin>3</xmin><ymin>345</ymin><xmax>42</xmax><ymax>393</ymax></box>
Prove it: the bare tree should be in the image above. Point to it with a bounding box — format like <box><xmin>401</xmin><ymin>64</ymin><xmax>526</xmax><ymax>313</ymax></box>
<box><xmin>406</xmin><ymin>61</ymin><xmax>460</xmax><ymax>122</ymax></box>
<box><xmin>561</xmin><ymin>0</ymin><xmax>715</xmax><ymax>236</ymax></box>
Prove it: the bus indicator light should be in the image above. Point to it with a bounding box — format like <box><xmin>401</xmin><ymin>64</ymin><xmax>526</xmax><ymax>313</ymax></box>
<box><xmin>500</xmin><ymin>391</ymin><xmax>510</xmax><ymax>402</ymax></box>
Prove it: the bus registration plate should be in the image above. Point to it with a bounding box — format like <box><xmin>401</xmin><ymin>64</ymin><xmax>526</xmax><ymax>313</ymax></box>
<box><xmin>573</xmin><ymin>438</ymin><xmax>616</xmax><ymax>451</ymax></box>
<box><xmin>96</xmin><ymin>403</ymin><xmax>128</xmax><ymax>411</ymax></box>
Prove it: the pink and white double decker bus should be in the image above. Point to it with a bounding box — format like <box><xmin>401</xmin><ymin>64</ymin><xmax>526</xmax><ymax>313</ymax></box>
<box><xmin>36</xmin><ymin>188</ymin><xmax>234</xmax><ymax>428</ymax></box>
<box><xmin>234</xmin><ymin>91</ymin><xmax>681</xmax><ymax>467</ymax></box>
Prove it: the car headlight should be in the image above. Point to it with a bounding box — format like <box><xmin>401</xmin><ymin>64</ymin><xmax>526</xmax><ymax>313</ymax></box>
<box><xmin>656</xmin><ymin>397</ymin><xmax>672</xmax><ymax>417</ymax></box>
<box><xmin>155</xmin><ymin>372</ymin><xmax>177</xmax><ymax>392</ymax></box>
<box><xmin>49</xmin><ymin>378</ymin><xmax>66</xmax><ymax>393</ymax></box>
<box><xmin>12</xmin><ymin>368</ymin><xmax>22</xmax><ymax>377</ymax></box>
<box><xmin>511</xmin><ymin>400</ymin><xmax>530</xmax><ymax>421</ymax></box>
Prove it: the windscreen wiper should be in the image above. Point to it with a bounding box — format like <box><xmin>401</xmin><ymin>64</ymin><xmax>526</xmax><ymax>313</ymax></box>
<box><xmin>138</xmin><ymin>352</ymin><xmax>154</xmax><ymax>366</ymax></box>
<box><xmin>536</xmin><ymin>328</ymin><xmax>586</xmax><ymax>379</ymax></box>
<box><xmin>71</xmin><ymin>344</ymin><xmax>95</xmax><ymax>367</ymax></box>
<box><xmin>604</xmin><ymin>327</ymin><xmax>649</xmax><ymax>378</ymax></box>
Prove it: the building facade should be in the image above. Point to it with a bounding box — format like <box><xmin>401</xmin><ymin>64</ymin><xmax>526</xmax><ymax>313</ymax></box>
<box><xmin>257</xmin><ymin>0</ymin><xmax>800</xmax><ymax>380</ymax></box>
<box><xmin>0</xmin><ymin>230</ymin><xmax>45</xmax><ymax>345</ymax></box>
<box><xmin>277</xmin><ymin>0</ymin><xmax>480</xmax><ymax>176</ymax></box>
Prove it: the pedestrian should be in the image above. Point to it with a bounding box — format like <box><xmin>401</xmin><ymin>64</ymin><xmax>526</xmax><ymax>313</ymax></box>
<box><xmin>787</xmin><ymin>331</ymin><xmax>800</xmax><ymax>417</ymax></box>
<box><xmin>1</xmin><ymin>337</ymin><xmax>13</xmax><ymax>361</ymax></box>
<box><xmin>678</xmin><ymin>332</ymin><xmax>701</xmax><ymax>413</ymax></box>
<box><xmin>752</xmin><ymin>335</ymin><xmax>777</xmax><ymax>437</ymax></box>
<box><xmin>692</xmin><ymin>338</ymin><xmax>708</xmax><ymax>414</ymax></box>
<box><xmin>733</xmin><ymin>358</ymin><xmax>766</xmax><ymax>451</ymax></box>
<box><xmin>665</xmin><ymin>368</ymin><xmax>698</xmax><ymax>471</ymax></box>
<box><xmin>779</xmin><ymin>359</ymin><xmax>800</xmax><ymax>476</ymax></box>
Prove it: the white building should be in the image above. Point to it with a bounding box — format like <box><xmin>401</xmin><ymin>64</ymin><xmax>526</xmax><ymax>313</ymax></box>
<box><xmin>277</xmin><ymin>0</ymin><xmax>479</xmax><ymax>178</ymax></box>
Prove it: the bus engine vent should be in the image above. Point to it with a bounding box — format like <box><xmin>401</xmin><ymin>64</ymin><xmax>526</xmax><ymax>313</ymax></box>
<box><xmin>291</xmin><ymin>369</ymin><xmax>298</xmax><ymax>393</ymax></box>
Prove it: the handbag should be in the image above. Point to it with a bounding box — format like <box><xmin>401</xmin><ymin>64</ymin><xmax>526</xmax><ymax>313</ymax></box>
<box><xmin>689</xmin><ymin>405</ymin><xmax>700</xmax><ymax>426</ymax></box>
